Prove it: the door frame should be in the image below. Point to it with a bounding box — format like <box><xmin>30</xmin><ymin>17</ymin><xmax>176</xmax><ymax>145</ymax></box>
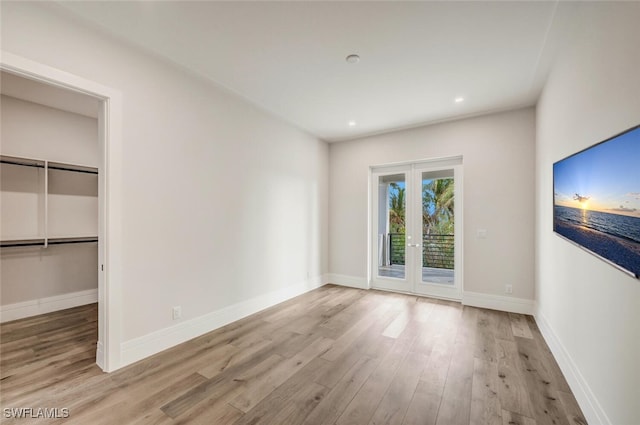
<box><xmin>369</xmin><ymin>155</ymin><xmax>463</xmax><ymax>300</ymax></box>
<box><xmin>1</xmin><ymin>51</ymin><xmax>124</xmax><ymax>371</ymax></box>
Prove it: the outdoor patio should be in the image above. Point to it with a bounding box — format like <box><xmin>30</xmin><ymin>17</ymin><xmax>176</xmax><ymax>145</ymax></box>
<box><xmin>377</xmin><ymin>264</ymin><xmax>454</xmax><ymax>284</ymax></box>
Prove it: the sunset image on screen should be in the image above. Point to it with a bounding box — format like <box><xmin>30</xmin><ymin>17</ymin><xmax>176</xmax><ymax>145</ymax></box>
<box><xmin>553</xmin><ymin>125</ymin><xmax>640</xmax><ymax>278</ymax></box>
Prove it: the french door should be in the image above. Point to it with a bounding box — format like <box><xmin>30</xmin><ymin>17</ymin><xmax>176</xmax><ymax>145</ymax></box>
<box><xmin>371</xmin><ymin>159</ymin><xmax>463</xmax><ymax>300</ymax></box>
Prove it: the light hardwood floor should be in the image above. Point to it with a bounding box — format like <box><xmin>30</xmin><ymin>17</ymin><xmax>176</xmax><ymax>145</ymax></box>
<box><xmin>0</xmin><ymin>285</ymin><xmax>587</xmax><ymax>425</ymax></box>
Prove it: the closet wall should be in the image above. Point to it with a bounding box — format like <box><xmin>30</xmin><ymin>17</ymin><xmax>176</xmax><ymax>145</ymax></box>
<box><xmin>0</xmin><ymin>93</ymin><xmax>99</xmax><ymax>321</ymax></box>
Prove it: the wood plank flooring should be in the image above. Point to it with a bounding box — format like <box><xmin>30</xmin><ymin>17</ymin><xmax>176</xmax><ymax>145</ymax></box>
<box><xmin>0</xmin><ymin>285</ymin><xmax>587</xmax><ymax>425</ymax></box>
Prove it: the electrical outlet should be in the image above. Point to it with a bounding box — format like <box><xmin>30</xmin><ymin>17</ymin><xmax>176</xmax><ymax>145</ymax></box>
<box><xmin>505</xmin><ymin>284</ymin><xmax>513</xmax><ymax>294</ymax></box>
<box><xmin>477</xmin><ymin>229</ymin><xmax>487</xmax><ymax>239</ymax></box>
<box><xmin>172</xmin><ymin>306</ymin><xmax>182</xmax><ymax>320</ymax></box>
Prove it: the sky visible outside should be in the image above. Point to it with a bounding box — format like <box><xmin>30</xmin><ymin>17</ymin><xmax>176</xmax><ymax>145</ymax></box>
<box><xmin>554</xmin><ymin>126</ymin><xmax>640</xmax><ymax>218</ymax></box>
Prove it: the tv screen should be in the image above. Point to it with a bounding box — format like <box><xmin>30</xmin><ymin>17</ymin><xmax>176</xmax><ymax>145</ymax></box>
<box><xmin>553</xmin><ymin>124</ymin><xmax>640</xmax><ymax>279</ymax></box>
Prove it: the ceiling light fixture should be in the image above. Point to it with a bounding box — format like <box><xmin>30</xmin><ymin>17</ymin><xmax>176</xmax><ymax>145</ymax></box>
<box><xmin>348</xmin><ymin>120</ymin><xmax>357</xmax><ymax>127</ymax></box>
<box><xmin>346</xmin><ymin>54</ymin><xmax>360</xmax><ymax>64</ymax></box>
<box><xmin>455</xmin><ymin>97</ymin><xmax>465</xmax><ymax>103</ymax></box>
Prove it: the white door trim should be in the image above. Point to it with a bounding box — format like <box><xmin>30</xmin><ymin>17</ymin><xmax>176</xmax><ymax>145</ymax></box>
<box><xmin>1</xmin><ymin>51</ymin><xmax>124</xmax><ymax>372</ymax></box>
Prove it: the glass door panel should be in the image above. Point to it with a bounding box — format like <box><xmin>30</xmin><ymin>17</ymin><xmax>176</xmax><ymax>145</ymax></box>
<box><xmin>420</xmin><ymin>170</ymin><xmax>455</xmax><ymax>285</ymax></box>
<box><xmin>377</xmin><ymin>173</ymin><xmax>406</xmax><ymax>280</ymax></box>
<box><xmin>412</xmin><ymin>163</ymin><xmax>462</xmax><ymax>300</ymax></box>
<box><xmin>371</xmin><ymin>168</ymin><xmax>413</xmax><ymax>293</ymax></box>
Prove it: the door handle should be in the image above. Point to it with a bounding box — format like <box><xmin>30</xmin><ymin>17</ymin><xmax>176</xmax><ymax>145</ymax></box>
<box><xmin>407</xmin><ymin>243</ymin><xmax>421</xmax><ymax>247</ymax></box>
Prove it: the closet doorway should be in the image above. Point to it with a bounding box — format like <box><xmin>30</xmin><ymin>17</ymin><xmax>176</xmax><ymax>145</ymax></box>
<box><xmin>370</xmin><ymin>157</ymin><xmax>463</xmax><ymax>300</ymax></box>
<box><xmin>0</xmin><ymin>54</ymin><xmax>119</xmax><ymax>371</ymax></box>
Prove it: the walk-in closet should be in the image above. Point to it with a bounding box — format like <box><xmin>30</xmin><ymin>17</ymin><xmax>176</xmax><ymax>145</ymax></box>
<box><xmin>0</xmin><ymin>71</ymin><xmax>100</xmax><ymax>364</ymax></box>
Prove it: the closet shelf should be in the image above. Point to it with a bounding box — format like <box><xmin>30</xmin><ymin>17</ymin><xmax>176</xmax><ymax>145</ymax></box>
<box><xmin>48</xmin><ymin>162</ymin><xmax>98</xmax><ymax>175</ymax></box>
<box><xmin>0</xmin><ymin>238</ymin><xmax>46</xmax><ymax>248</ymax></box>
<box><xmin>0</xmin><ymin>155</ymin><xmax>45</xmax><ymax>168</ymax></box>
<box><xmin>1</xmin><ymin>155</ymin><xmax>98</xmax><ymax>174</ymax></box>
<box><xmin>1</xmin><ymin>236</ymin><xmax>98</xmax><ymax>248</ymax></box>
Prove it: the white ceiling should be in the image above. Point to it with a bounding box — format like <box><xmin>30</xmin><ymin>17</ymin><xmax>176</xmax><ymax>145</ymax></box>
<box><xmin>55</xmin><ymin>1</ymin><xmax>564</xmax><ymax>142</ymax></box>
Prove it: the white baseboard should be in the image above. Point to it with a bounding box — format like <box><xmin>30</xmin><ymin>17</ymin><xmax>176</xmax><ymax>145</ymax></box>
<box><xmin>535</xmin><ymin>310</ymin><xmax>611</xmax><ymax>425</ymax></box>
<box><xmin>462</xmin><ymin>291</ymin><xmax>534</xmax><ymax>315</ymax></box>
<box><xmin>0</xmin><ymin>289</ymin><xmax>98</xmax><ymax>323</ymax></box>
<box><xmin>325</xmin><ymin>279</ymin><xmax>533</xmax><ymax>315</ymax></box>
<box><xmin>120</xmin><ymin>276</ymin><xmax>327</xmax><ymax>368</ymax></box>
<box><xmin>325</xmin><ymin>273</ymin><xmax>369</xmax><ymax>289</ymax></box>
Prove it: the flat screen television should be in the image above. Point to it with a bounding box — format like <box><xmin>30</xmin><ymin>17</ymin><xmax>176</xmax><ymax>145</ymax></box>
<box><xmin>553</xmin><ymin>124</ymin><xmax>640</xmax><ymax>279</ymax></box>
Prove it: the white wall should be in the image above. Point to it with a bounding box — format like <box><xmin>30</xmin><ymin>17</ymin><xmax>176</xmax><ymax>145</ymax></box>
<box><xmin>329</xmin><ymin>108</ymin><xmax>535</xmax><ymax>306</ymax></box>
<box><xmin>1</xmin><ymin>244</ymin><xmax>98</xmax><ymax>303</ymax></box>
<box><xmin>1</xmin><ymin>2</ymin><xmax>328</xmax><ymax>362</ymax></box>
<box><xmin>535</xmin><ymin>3</ymin><xmax>640</xmax><ymax>425</ymax></box>
<box><xmin>1</xmin><ymin>95</ymin><xmax>99</xmax><ymax>167</ymax></box>
<box><xmin>1</xmin><ymin>95</ymin><xmax>99</xmax><ymax>314</ymax></box>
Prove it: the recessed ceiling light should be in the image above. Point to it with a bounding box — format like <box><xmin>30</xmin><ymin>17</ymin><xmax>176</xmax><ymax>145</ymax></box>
<box><xmin>348</xmin><ymin>120</ymin><xmax>357</xmax><ymax>127</ymax></box>
<box><xmin>346</xmin><ymin>54</ymin><xmax>360</xmax><ymax>64</ymax></box>
<box><xmin>455</xmin><ymin>97</ymin><xmax>465</xmax><ymax>103</ymax></box>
